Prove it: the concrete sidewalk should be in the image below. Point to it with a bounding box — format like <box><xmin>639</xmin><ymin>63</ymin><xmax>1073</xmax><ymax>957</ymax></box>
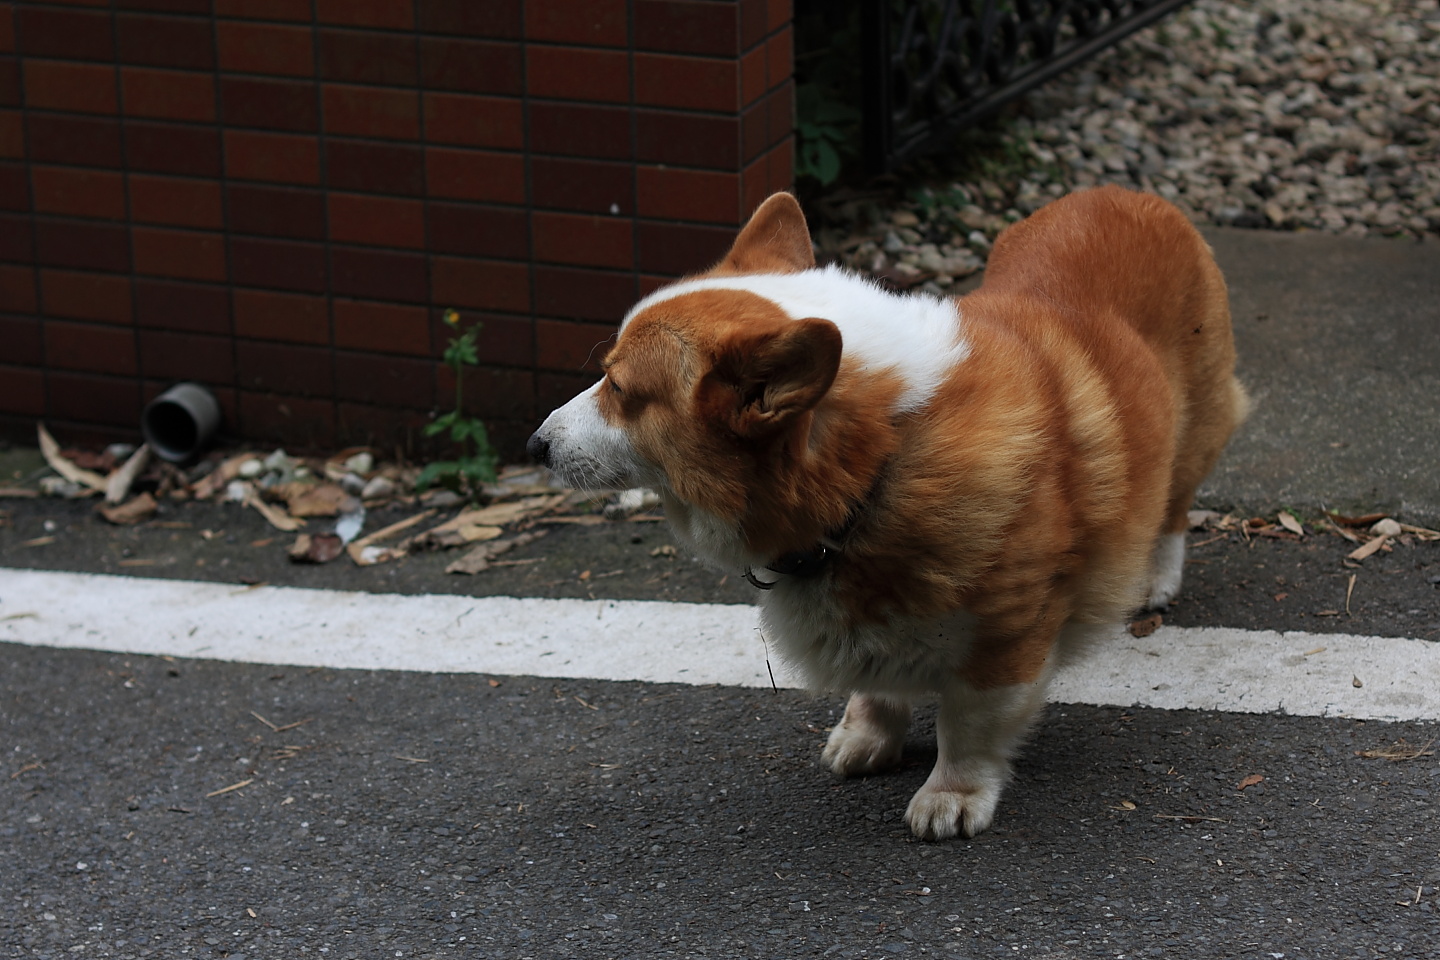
<box><xmin>1198</xmin><ymin>228</ymin><xmax>1440</xmax><ymax>524</ymax></box>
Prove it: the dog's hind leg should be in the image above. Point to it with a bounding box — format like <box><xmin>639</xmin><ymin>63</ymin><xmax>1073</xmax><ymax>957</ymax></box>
<box><xmin>822</xmin><ymin>693</ymin><xmax>910</xmax><ymax>777</ymax></box>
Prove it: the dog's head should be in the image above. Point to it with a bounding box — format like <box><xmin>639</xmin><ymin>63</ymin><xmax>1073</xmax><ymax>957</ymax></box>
<box><xmin>525</xmin><ymin>194</ymin><xmax>859</xmax><ymax>557</ymax></box>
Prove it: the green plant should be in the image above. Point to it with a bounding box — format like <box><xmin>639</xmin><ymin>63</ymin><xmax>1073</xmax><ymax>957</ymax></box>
<box><xmin>796</xmin><ymin>83</ymin><xmax>861</xmax><ymax>186</ymax></box>
<box><xmin>417</xmin><ymin>308</ymin><xmax>498</xmax><ymax>500</ymax></box>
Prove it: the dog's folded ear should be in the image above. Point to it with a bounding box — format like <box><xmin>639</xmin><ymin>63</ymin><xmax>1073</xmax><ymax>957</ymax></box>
<box><xmin>714</xmin><ymin>192</ymin><xmax>816</xmax><ymax>275</ymax></box>
<box><xmin>702</xmin><ymin>317</ymin><xmax>842</xmax><ymax>437</ymax></box>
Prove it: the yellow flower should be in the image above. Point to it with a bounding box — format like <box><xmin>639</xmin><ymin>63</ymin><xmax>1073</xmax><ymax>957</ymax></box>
<box><xmin>443</xmin><ymin>308</ymin><xmax>460</xmax><ymax>327</ymax></box>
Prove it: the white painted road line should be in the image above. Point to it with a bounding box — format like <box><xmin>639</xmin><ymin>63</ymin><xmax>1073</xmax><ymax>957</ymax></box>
<box><xmin>2</xmin><ymin>568</ymin><xmax>1437</xmax><ymax>722</ymax></box>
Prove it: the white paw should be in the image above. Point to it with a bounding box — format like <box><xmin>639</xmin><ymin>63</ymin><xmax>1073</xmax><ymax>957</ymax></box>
<box><xmin>904</xmin><ymin>760</ymin><xmax>1008</xmax><ymax>840</ymax></box>
<box><xmin>1146</xmin><ymin>532</ymin><xmax>1186</xmax><ymax>609</ymax></box>
<box><xmin>822</xmin><ymin>721</ymin><xmax>903</xmax><ymax>777</ymax></box>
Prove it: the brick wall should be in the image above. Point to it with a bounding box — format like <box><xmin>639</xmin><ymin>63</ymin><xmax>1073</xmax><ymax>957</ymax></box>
<box><xmin>0</xmin><ymin>0</ymin><xmax>795</xmax><ymax>458</ymax></box>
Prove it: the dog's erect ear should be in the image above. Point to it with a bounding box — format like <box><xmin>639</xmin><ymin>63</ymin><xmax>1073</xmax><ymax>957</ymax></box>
<box><xmin>714</xmin><ymin>193</ymin><xmax>816</xmax><ymax>275</ymax></box>
<box><xmin>703</xmin><ymin>317</ymin><xmax>842</xmax><ymax>437</ymax></box>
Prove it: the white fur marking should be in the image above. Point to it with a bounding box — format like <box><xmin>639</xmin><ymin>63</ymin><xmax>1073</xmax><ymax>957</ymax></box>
<box><xmin>624</xmin><ymin>266</ymin><xmax>969</xmax><ymax>413</ymax></box>
<box><xmin>1147</xmin><ymin>532</ymin><xmax>1186</xmax><ymax>609</ymax></box>
<box><xmin>531</xmin><ymin>381</ymin><xmax>652</xmax><ymax>492</ymax></box>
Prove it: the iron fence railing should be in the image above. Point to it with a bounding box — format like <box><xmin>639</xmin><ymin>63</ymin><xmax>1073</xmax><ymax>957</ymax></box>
<box><xmin>860</xmin><ymin>0</ymin><xmax>1194</xmax><ymax>172</ymax></box>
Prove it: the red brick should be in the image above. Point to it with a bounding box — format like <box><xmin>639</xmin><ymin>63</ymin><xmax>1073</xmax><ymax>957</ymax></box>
<box><xmin>536</xmin><ymin>318</ymin><xmax>615</xmax><ymax>372</ymax></box>
<box><xmin>741</xmin><ymin>96</ymin><xmax>768</xmax><ymax>162</ymax></box>
<box><xmin>740</xmin><ymin>44</ymin><xmax>766</xmax><ymax>106</ymax></box>
<box><xmin>534</xmin><ymin>266</ymin><xmax>635</xmax><ymax>322</ymax></box>
<box><xmin>637</xmin><ymin>167</ymin><xmax>740</xmax><ymax>224</ymax></box>
<box><xmin>117</xmin><ymin>0</ymin><xmax>213</xmax><ymax>12</ymax></box>
<box><xmin>334</xmin><ymin>352</ymin><xmax>434</xmax><ymax>408</ymax></box>
<box><xmin>527</xmin><ymin>46</ymin><xmax>629</xmax><ymax>104</ymax></box>
<box><xmin>416</xmin><ymin>0</ymin><xmax>520</xmax><ymax>39</ymax></box>
<box><xmin>537</xmin><ymin>370</ymin><xmax>598</xmax><ymax>415</ymax></box>
<box><xmin>525</xmin><ymin>0</ymin><xmax>626</xmax><ymax>46</ymax></box>
<box><xmin>126</xmin><ymin>122</ymin><xmax>221</xmax><ymax>176</ymax></box>
<box><xmin>328</xmin><ymin>193</ymin><xmax>425</xmax><ymax>249</ymax></box>
<box><xmin>225</xmin><ymin>129</ymin><xmax>320</xmax><ymax>184</ymax></box>
<box><xmin>0</xmin><ymin>6</ymin><xmax>14</xmax><ymax>55</ymax></box>
<box><xmin>120</xmin><ymin>67</ymin><xmax>215</xmax><ymax>122</ymax></box>
<box><xmin>527</xmin><ymin>102</ymin><xmax>629</xmax><ymax>159</ymax></box>
<box><xmin>336</xmin><ymin>401</ymin><xmax>431</xmax><ymax>452</ymax></box>
<box><xmin>16</xmin><ymin>7</ymin><xmax>113</xmax><ymax>61</ymax></box>
<box><xmin>426</xmin><ymin>147</ymin><xmax>525</xmax><ymax>205</ymax></box>
<box><xmin>741</xmin><ymin>153</ymin><xmax>769</xmax><ymax>222</ymax></box>
<box><xmin>23</xmin><ymin>60</ymin><xmax>117</xmax><ymax>114</ymax></box>
<box><xmin>0</xmin><ymin>263</ymin><xmax>36</xmax><ymax>313</ymax></box>
<box><xmin>532</xmin><ymin>212</ymin><xmax>632</xmax><ymax>270</ymax></box>
<box><xmin>24</xmin><ymin>114</ymin><xmax>121</xmax><ymax>167</ymax></box>
<box><xmin>47</xmin><ymin>371</ymin><xmax>142</xmax><ymax>427</ymax></box>
<box><xmin>229</xmin><ymin>236</ymin><xmax>326</xmax><ymax>293</ymax></box>
<box><xmin>237</xmin><ymin>390</ymin><xmax>336</xmax><ymax>450</ymax></box>
<box><xmin>0</xmin><ymin>110</ymin><xmax>21</xmax><ymax>159</ymax></box>
<box><xmin>40</xmin><ymin>269</ymin><xmax>132</xmax><ymax>324</ymax></box>
<box><xmin>133</xmin><ymin>227</ymin><xmax>227</xmax><ymax>282</ymax></box>
<box><xmin>0</xmin><ymin>158</ymin><xmax>23</xmax><ymax>211</ymax></box>
<box><xmin>46</xmin><ymin>320</ymin><xmax>137</xmax><ymax>375</ymax></box>
<box><xmin>317</xmin><ymin>0</ymin><xmax>412</xmax><ymax>29</ymax></box>
<box><xmin>530</xmin><ymin>156</ymin><xmax>632</xmax><ymax>214</ymax></box>
<box><xmin>236</xmin><ymin>339</ymin><xmax>331</xmax><ymax>395</ymax></box>
<box><xmin>431</xmin><ymin>257</ymin><xmax>529</xmax><ymax>313</ymax></box>
<box><xmin>331</xmin><ymin>246</ymin><xmax>428</xmax><ymax>304</ymax></box>
<box><xmin>221</xmin><ymin>76</ymin><xmax>318</xmax><ymax>131</ymax></box>
<box><xmin>138</xmin><ymin>329</ymin><xmax>235</xmax><ymax>384</ymax></box>
<box><xmin>326</xmin><ymin>139</ymin><xmax>422</xmax><ymax>196</ymax></box>
<box><xmin>768</xmin><ymin>0</ymin><xmax>792</xmax><ymax>33</ymax></box>
<box><xmin>233</xmin><ymin>288</ymin><xmax>327</xmax><ymax>343</ymax></box>
<box><xmin>116</xmin><ymin>14</ymin><xmax>214</xmax><ymax>70</ymax></box>
<box><xmin>129</xmin><ymin>174</ymin><xmax>224</xmax><ymax>230</ymax></box>
<box><xmin>322</xmin><ymin>84</ymin><xmax>419</xmax><ymax>140</ymax></box>
<box><xmin>635</xmin><ymin>54</ymin><xmax>738</xmax><ymax>113</ymax></box>
<box><xmin>215</xmin><ymin>0</ymin><xmax>311</xmax><ymax>21</ymax></box>
<box><xmin>636</xmin><ymin>221</ymin><xmax>733</xmax><ymax>276</ymax></box>
<box><xmin>419</xmin><ymin>38</ymin><xmax>522</xmax><ymax>95</ymax></box>
<box><xmin>319</xmin><ymin>29</ymin><xmax>416</xmax><ymax>86</ymax></box>
<box><xmin>428</xmin><ymin>203</ymin><xmax>528</xmax><ymax>260</ymax></box>
<box><xmin>634</xmin><ymin>1</ymin><xmax>739</xmax><ymax>56</ymax></box>
<box><xmin>0</xmin><ymin>59</ymin><xmax>15</xmax><ymax>108</ymax></box>
<box><xmin>766</xmin><ymin>26</ymin><xmax>792</xmax><ymax>89</ymax></box>
<box><xmin>217</xmin><ymin>21</ymin><xmax>314</xmax><ymax>77</ymax></box>
<box><xmin>0</xmin><ymin>365</ymin><xmax>44</xmax><ymax>415</ymax></box>
<box><xmin>0</xmin><ymin>318</ymin><xmax>40</xmax><ymax>368</ymax></box>
<box><xmin>227</xmin><ymin>183</ymin><xmax>325</xmax><ymax>240</ymax></box>
<box><xmin>423</xmin><ymin>93</ymin><xmax>523</xmax><ymax>149</ymax></box>
<box><xmin>637</xmin><ymin>110</ymin><xmax>740</xmax><ymax>170</ymax></box>
<box><xmin>35</xmin><ymin>219</ymin><xmax>129</xmax><ymax>272</ymax></box>
<box><xmin>30</xmin><ymin>165</ymin><xmax>126</xmax><ymax>220</ymax></box>
<box><xmin>334</xmin><ymin>299</ymin><xmax>430</xmax><ymax>356</ymax></box>
<box><xmin>135</xmin><ymin>278</ymin><xmax>231</xmax><ymax>334</ymax></box>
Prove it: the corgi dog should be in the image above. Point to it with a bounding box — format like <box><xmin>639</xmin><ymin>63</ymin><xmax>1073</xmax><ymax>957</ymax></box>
<box><xmin>527</xmin><ymin>186</ymin><xmax>1247</xmax><ymax>840</ymax></box>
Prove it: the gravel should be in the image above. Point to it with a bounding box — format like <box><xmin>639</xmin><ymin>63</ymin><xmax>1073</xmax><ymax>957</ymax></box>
<box><xmin>816</xmin><ymin>0</ymin><xmax>1440</xmax><ymax>287</ymax></box>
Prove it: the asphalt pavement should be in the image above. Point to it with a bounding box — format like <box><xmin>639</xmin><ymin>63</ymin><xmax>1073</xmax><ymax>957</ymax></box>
<box><xmin>3</xmin><ymin>226</ymin><xmax>1440</xmax><ymax>959</ymax></box>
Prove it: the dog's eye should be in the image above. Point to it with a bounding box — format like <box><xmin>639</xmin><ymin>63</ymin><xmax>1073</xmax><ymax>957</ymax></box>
<box><xmin>606</xmin><ymin>376</ymin><xmax>623</xmax><ymax>396</ymax></box>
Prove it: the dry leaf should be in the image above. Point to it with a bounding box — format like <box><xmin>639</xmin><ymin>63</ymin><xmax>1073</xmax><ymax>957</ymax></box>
<box><xmin>192</xmin><ymin>454</ymin><xmax>256</xmax><ymax>500</ymax></box>
<box><xmin>1276</xmin><ymin>511</ymin><xmax>1304</xmax><ymax>537</ymax></box>
<box><xmin>243</xmin><ymin>487</ymin><xmax>305</xmax><ymax>532</ymax></box>
<box><xmin>286</xmin><ymin>483</ymin><xmax>358</xmax><ymax>518</ymax></box>
<box><xmin>288</xmin><ymin>532</ymin><xmax>344</xmax><ymax>564</ymax></box>
<box><xmin>99</xmin><ymin>492</ymin><xmax>158</xmax><ymax>525</ymax></box>
<box><xmin>1236</xmin><ymin>774</ymin><xmax>1265</xmax><ymax>790</ymax></box>
<box><xmin>38</xmin><ymin>424</ymin><xmax>107</xmax><ymax>492</ymax></box>
<box><xmin>447</xmin><ymin>529</ymin><xmax>549</xmax><ymax>575</ymax></box>
<box><xmin>104</xmin><ymin>444</ymin><xmax>151</xmax><ymax>504</ymax></box>
<box><xmin>1346</xmin><ymin>535</ymin><xmax>1389</xmax><ymax>562</ymax></box>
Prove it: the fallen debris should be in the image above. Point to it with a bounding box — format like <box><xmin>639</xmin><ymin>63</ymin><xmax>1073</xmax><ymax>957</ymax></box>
<box><xmin>38</xmin><ymin>424</ymin><xmax>106</xmax><ymax>494</ymax></box>
<box><xmin>104</xmin><ymin>444</ymin><xmax>151</xmax><ymax>505</ymax></box>
<box><xmin>242</xmin><ymin>485</ymin><xmax>305</xmax><ymax>532</ymax></box>
<box><xmin>288</xmin><ymin>532</ymin><xmax>345</xmax><ymax>564</ymax></box>
<box><xmin>447</xmin><ymin>529</ymin><xmax>549</xmax><ymax>575</ymax></box>
<box><xmin>98</xmin><ymin>492</ymin><xmax>158</xmax><ymax>526</ymax></box>
<box><xmin>1128</xmin><ymin>612</ymin><xmax>1163</xmax><ymax>638</ymax></box>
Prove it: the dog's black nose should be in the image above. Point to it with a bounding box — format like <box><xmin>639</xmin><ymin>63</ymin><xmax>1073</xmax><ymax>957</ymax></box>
<box><xmin>526</xmin><ymin>430</ymin><xmax>551</xmax><ymax>467</ymax></box>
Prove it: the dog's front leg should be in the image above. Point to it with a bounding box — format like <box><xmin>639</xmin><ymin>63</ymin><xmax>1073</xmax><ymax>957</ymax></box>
<box><xmin>904</xmin><ymin>675</ymin><xmax>1050</xmax><ymax>840</ymax></box>
<box><xmin>822</xmin><ymin>692</ymin><xmax>911</xmax><ymax>776</ymax></box>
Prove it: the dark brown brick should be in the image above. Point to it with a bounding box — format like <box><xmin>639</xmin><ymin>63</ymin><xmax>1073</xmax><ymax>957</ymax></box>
<box><xmin>236</xmin><ymin>339</ymin><xmax>332</xmax><ymax>395</ymax></box>
<box><xmin>416</xmin><ymin>0</ymin><xmax>521</xmax><ymax>39</ymax></box>
<box><xmin>17</xmin><ymin>7</ymin><xmax>114</xmax><ymax>61</ymax></box>
<box><xmin>221</xmin><ymin>76</ymin><xmax>319</xmax><ymax>132</ymax></box>
<box><xmin>317</xmin><ymin>0</ymin><xmax>413</xmax><ymax>29</ymax></box>
<box><xmin>35</xmin><ymin>219</ymin><xmax>129</xmax><ymax>273</ymax></box>
<box><xmin>25</xmin><ymin>114</ymin><xmax>122</xmax><ymax>167</ymax></box>
<box><xmin>533</xmin><ymin>212</ymin><xmax>632</xmax><ymax>270</ymax></box>
<box><xmin>48</xmin><ymin>371</ymin><xmax>142</xmax><ymax>427</ymax></box>
<box><xmin>533</xmin><ymin>266</ymin><xmax>635</xmax><ymax>322</ymax></box>
<box><xmin>126</xmin><ymin>122</ymin><xmax>221</xmax><ymax>176</ymax></box>
<box><xmin>528</xmin><ymin>102</ymin><xmax>629</xmax><ymax>159</ymax></box>
<box><xmin>237</xmin><ymin>390</ymin><xmax>336</xmax><ymax>451</ymax></box>
<box><xmin>214</xmin><ymin>0</ymin><xmax>311</xmax><ymax>21</ymax></box>
<box><xmin>530</xmin><ymin>156</ymin><xmax>632</xmax><ymax>214</ymax></box>
<box><xmin>426</xmin><ymin>147</ymin><xmax>526</xmax><ymax>205</ymax></box>
<box><xmin>226</xmin><ymin>184</ymin><xmax>326</xmax><ymax>240</ymax></box>
<box><xmin>636</xmin><ymin>221</ymin><xmax>734</xmax><ymax>276</ymax></box>
<box><xmin>334</xmin><ymin>351</ymin><xmax>434</xmax><ymax>408</ymax></box>
<box><xmin>330</xmin><ymin>246</ymin><xmax>428</xmax><ymax>304</ymax></box>
<box><xmin>229</xmin><ymin>236</ymin><xmax>326</xmax><ymax>293</ymax></box>
<box><xmin>23</xmin><ymin>60</ymin><xmax>117</xmax><ymax>114</ymax></box>
<box><xmin>423</xmin><ymin>92</ymin><xmax>523</xmax><ymax>149</ymax></box>
<box><xmin>0</xmin><ymin>211</ymin><xmax>32</xmax><ymax>262</ymax></box>
<box><xmin>0</xmin><ymin>263</ymin><xmax>36</xmax><ymax>314</ymax></box>
<box><xmin>217</xmin><ymin>21</ymin><xmax>314</xmax><ymax>77</ymax></box>
<box><xmin>138</xmin><ymin>329</ymin><xmax>235</xmax><ymax>384</ymax></box>
<box><xmin>319</xmin><ymin>29</ymin><xmax>416</xmax><ymax>86</ymax></box>
<box><xmin>446</xmin><ymin>363</ymin><xmax>535</xmax><ymax>420</ymax></box>
<box><xmin>525</xmin><ymin>0</ymin><xmax>626</xmax><ymax>47</ymax></box>
<box><xmin>526</xmin><ymin>46</ymin><xmax>629</xmax><ymax>103</ymax></box>
<box><xmin>637</xmin><ymin>110</ymin><xmax>740</xmax><ymax>169</ymax></box>
<box><xmin>121</xmin><ymin>67</ymin><xmax>216</xmax><ymax>123</ymax></box>
<box><xmin>419</xmin><ymin>38</ymin><xmax>522</xmax><ymax>95</ymax></box>
<box><xmin>328</xmin><ymin>193</ymin><xmax>425</xmax><ymax>249</ymax></box>
<box><xmin>132</xmin><ymin>226</ymin><xmax>227</xmax><ymax>282</ymax></box>
<box><xmin>434</xmin><ymin>309</ymin><xmax>533</xmax><ymax>367</ymax></box>
<box><xmin>536</xmin><ymin>318</ymin><xmax>616</xmax><ymax>372</ymax></box>
<box><xmin>116</xmin><ymin>13</ymin><xmax>215</xmax><ymax>70</ymax></box>
<box><xmin>636</xmin><ymin>166</ymin><xmax>740</xmax><ymax>224</ymax></box>
<box><xmin>40</xmin><ymin>269</ymin><xmax>132</xmax><ymax>324</ymax></box>
<box><xmin>635</xmin><ymin>53</ymin><xmax>738</xmax><ymax>113</ymax></box>
<box><xmin>0</xmin><ymin>319</ymin><xmax>42</xmax><ymax>367</ymax></box>
<box><xmin>431</xmin><ymin>256</ymin><xmax>529</xmax><ymax>313</ymax></box>
<box><xmin>135</xmin><ymin>278</ymin><xmax>232</xmax><ymax>334</ymax></box>
<box><xmin>29</xmin><ymin>165</ymin><xmax>120</xmax><ymax>219</ymax></box>
<box><xmin>46</xmin><ymin>319</ymin><xmax>138</xmax><ymax>375</ymax></box>
<box><xmin>326</xmin><ymin>139</ymin><xmax>423</xmax><ymax>196</ymax></box>
<box><xmin>129</xmin><ymin>174</ymin><xmax>225</xmax><ymax>230</ymax></box>
<box><xmin>322</xmin><ymin>84</ymin><xmax>419</xmax><ymax>140</ymax></box>
<box><xmin>427</xmin><ymin>203</ymin><xmax>529</xmax><ymax>260</ymax></box>
<box><xmin>334</xmin><ymin>299</ymin><xmax>430</xmax><ymax>355</ymax></box>
<box><xmin>335</xmin><ymin>401</ymin><xmax>430</xmax><ymax>453</ymax></box>
<box><xmin>233</xmin><ymin>288</ymin><xmax>327</xmax><ymax>343</ymax></box>
<box><xmin>634</xmin><ymin>0</ymin><xmax>739</xmax><ymax>56</ymax></box>
<box><xmin>224</xmin><ymin>129</ymin><xmax>320</xmax><ymax>184</ymax></box>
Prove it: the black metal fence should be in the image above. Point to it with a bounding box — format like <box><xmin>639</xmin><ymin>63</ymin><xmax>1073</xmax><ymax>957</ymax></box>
<box><xmin>858</xmin><ymin>0</ymin><xmax>1194</xmax><ymax>172</ymax></box>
